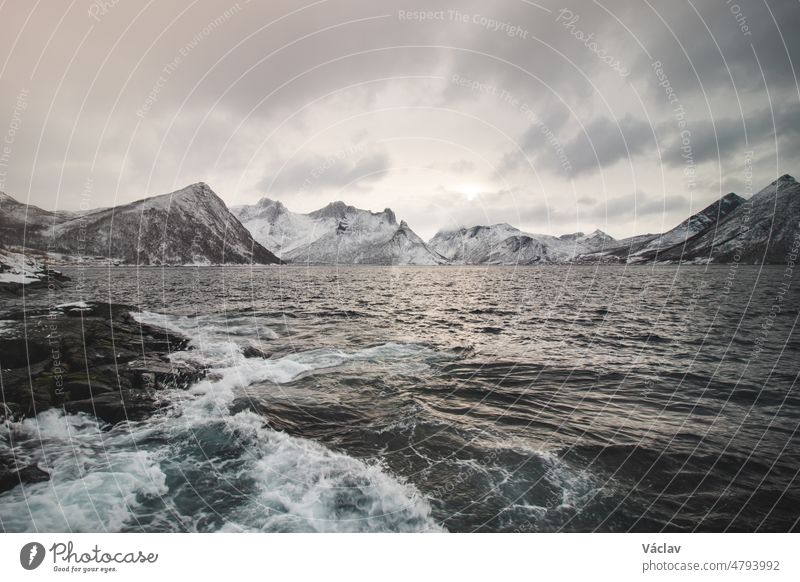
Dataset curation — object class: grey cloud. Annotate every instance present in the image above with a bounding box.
[560,115,654,176]
[600,190,690,220]
[259,149,391,194]
[662,101,800,167]
[504,113,654,177]
[517,107,571,154]
[0,0,797,240]
[623,0,800,99]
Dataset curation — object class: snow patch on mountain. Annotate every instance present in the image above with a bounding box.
[0,246,66,293]
[579,177,797,264]
[635,192,745,255]
[656,174,800,264]
[428,224,615,264]
[1,183,281,265]
[232,198,445,265]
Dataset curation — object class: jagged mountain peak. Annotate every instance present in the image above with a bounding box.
[652,174,800,263]
[584,229,614,240]
[471,223,519,235]
[718,192,746,212]
[134,182,226,212]
[308,200,356,220]
[175,181,214,197]
[237,197,288,223]
[749,174,800,203]
[231,198,438,264]
[618,191,747,259]
[578,177,798,264]
[304,200,398,225]
[0,183,280,265]
[721,192,744,202]
[383,208,397,225]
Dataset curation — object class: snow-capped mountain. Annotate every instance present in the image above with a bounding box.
[581,192,745,263]
[5,174,797,268]
[1,183,281,265]
[231,198,445,265]
[428,224,615,264]
[581,177,795,264]
[0,191,77,246]
[634,192,745,256]
[653,174,800,264]
[582,233,659,263]
[230,198,343,256]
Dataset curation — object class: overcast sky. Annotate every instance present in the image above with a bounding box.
[1,0,798,239]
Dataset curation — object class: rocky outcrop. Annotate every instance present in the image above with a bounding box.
[0,301,205,492]
[0,246,68,295]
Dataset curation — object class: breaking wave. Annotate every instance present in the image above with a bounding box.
[0,311,444,532]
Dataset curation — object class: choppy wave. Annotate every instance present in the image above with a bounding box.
[6,264,799,532]
[0,411,168,532]
[0,311,444,532]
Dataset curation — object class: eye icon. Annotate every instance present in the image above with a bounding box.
[20,542,46,570]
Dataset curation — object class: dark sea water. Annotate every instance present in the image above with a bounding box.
[2,265,799,532]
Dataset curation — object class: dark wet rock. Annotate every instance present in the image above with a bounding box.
[0,461,50,494]
[0,445,51,494]
[242,345,271,359]
[0,260,70,297]
[0,301,204,425]
[61,381,117,401]
[64,391,162,424]
[0,338,50,368]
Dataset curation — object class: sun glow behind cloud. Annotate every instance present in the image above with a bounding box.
[457,183,489,201]
[0,0,797,242]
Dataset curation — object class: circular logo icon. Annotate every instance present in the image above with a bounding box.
[20,542,46,570]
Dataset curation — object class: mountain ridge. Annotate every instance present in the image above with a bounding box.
[4,174,799,266]
[428,223,616,264]
[231,197,445,265]
[1,183,281,265]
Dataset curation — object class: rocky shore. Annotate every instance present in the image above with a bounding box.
[0,246,70,295]
[0,300,205,493]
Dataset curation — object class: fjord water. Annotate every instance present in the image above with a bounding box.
[1,265,798,532]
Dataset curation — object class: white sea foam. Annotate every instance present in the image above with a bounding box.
[0,410,167,532]
[132,310,279,369]
[217,411,442,532]
[55,301,93,310]
[134,309,437,393]
[1,311,444,532]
